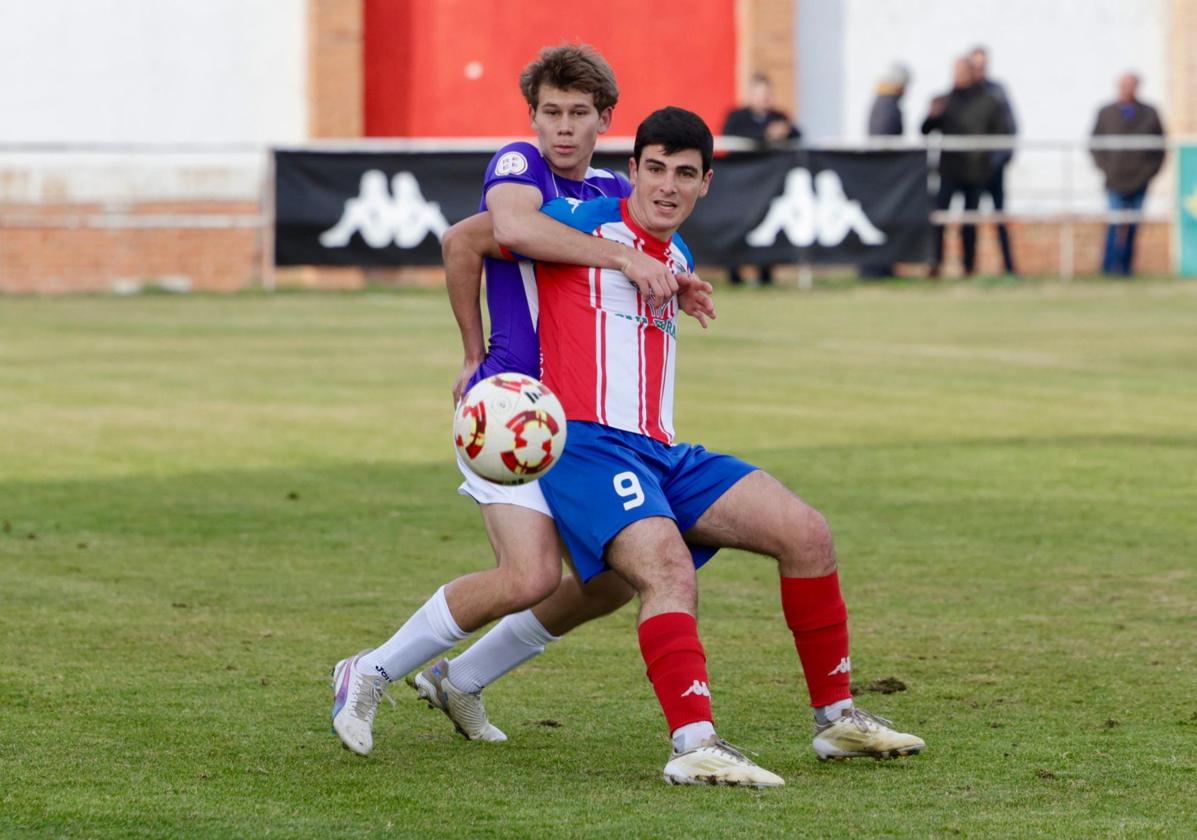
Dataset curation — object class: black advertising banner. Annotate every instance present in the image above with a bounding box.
[595,149,931,266]
[274,149,930,267]
[274,152,483,266]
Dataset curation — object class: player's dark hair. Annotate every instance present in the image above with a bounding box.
[520,44,619,113]
[633,107,714,173]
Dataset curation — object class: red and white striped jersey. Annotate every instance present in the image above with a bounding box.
[534,197,694,445]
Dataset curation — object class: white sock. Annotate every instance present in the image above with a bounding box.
[446,609,559,694]
[816,698,855,726]
[356,586,469,683]
[671,721,717,753]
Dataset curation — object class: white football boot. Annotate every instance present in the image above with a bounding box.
[330,650,393,756]
[663,736,785,788]
[408,658,507,742]
[812,707,926,760]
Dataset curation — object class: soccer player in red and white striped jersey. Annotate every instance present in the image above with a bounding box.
[533,196,689,445]
[445,107,925,786]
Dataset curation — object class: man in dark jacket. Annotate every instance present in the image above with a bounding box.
[969,46,1017,274]
[921,58,1009,275]
[723,73,800,286]
[1091,73,1166,275]
[724,72,801,147]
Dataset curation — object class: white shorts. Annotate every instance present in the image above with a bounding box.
[455,448,553,518]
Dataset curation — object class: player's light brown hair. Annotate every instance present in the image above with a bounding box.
[519,44,619,113]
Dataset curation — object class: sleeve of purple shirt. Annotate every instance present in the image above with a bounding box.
[479,142,553,211]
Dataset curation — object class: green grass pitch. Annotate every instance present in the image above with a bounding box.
[2,280,1196,838]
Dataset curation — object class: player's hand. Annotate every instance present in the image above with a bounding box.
[765,119,792,142]
[452,357,483,406]
[619,248,679,303]
[677,273,717,328]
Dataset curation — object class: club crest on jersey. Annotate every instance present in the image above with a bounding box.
[494,151,529,176]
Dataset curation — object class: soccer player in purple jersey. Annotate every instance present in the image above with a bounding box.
[330,45,713,754]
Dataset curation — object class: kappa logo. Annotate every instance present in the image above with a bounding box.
[494,151,529,176]
[681,680,711,698]
[1184,183,1197,221]
[827,657,852,677]
[319,170,449,249]
[747,168,886,248]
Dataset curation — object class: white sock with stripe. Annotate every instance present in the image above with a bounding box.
[671,721,717,753]
[445,609,559,694]
[816,698,855,726]
[356,585,468,683]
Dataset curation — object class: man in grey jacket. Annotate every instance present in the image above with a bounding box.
[1091,72,1166,275]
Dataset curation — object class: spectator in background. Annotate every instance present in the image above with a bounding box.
[921,57,1009,276]
[860,63,911,279]
[724,72,801,147]
[968,46,1017,274]
[1091,72,1166,276]
[723,72,801,285]
[867,62,910,137]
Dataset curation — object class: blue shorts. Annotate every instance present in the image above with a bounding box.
[537,421,758,582]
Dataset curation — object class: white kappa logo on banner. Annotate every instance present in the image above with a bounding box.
[746,168,886,248]
[494,151,529,176]
[319,170,449,249]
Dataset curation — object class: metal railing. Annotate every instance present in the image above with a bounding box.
[0,135,1186,287]
[723,134,1178,280]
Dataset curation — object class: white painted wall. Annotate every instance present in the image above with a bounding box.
[796,0,1171,213]
[0,0,307,145]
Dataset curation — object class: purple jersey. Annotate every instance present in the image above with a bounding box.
[470,141,631,388]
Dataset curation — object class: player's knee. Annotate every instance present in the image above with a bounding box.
[640,551,699,610]
[582,573,637,614]
[492,561,561,612]
[516,566,563,609]
[782,503,837,577]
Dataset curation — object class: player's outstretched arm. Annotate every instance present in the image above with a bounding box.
[487,183,679,302]
[442,213,505,404]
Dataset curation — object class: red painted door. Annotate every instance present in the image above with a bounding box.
[364,0,737,139]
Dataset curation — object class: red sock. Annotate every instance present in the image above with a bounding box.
[637,612,713,732]
[780,572,853,708]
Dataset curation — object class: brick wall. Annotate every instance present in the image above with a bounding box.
[940,221,1172,277]
[307,0,364,138]
[1168,0,1197,135]
[0,202,262,294]
[738,0,795,116]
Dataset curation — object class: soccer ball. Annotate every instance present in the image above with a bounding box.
[454,374,567,485]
